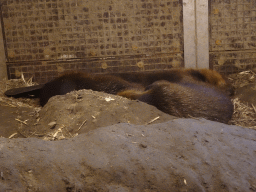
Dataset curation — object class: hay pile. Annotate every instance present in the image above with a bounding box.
[228,70,256,89]
[228,71,256,129]
[230,98,256,129]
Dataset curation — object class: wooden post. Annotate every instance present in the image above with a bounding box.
[0,14,7,80]
[183,0,197,68]
[196,0,209,69]
[183,0,209,69]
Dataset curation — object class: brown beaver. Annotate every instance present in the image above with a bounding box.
[39,72,143,106]
[117,80,234,124]
[109,68,234,96]
[5,68,233,108]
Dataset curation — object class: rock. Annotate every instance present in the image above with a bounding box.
[0,119,255,191]
[48,121,57,129]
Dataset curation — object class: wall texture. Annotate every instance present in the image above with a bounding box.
[1,0,183,83]
[210,0,256,74]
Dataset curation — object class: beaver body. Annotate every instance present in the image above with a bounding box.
[40,72,143,106]
[118,80,234,124]
[5,68,233,113]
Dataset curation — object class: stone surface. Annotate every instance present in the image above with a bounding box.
[0,119,255,191]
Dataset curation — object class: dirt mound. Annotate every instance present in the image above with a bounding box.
[18,89,175,140]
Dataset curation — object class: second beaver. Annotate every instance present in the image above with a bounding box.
[117,80,234,124]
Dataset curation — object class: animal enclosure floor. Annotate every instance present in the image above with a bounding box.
[0,90,176,140]
[1,79,256,139]
[0,77,255,191]
[0,102,36,138]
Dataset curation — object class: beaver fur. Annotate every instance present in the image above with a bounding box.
[117,80,234,124]
[39,72,143,106]
[109,68,234,96]
[5,68,233,109]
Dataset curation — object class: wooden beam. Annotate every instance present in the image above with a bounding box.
[183,0,209,69]
[0,14,7,80]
